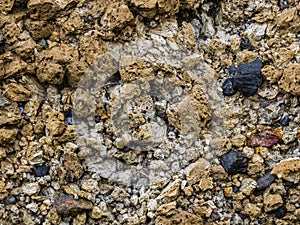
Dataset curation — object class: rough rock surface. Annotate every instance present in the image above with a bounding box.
[0,0,300,225]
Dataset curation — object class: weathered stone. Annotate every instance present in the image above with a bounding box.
[263,193,283,212]
[28,0,60,20]
[199,177,213,191]
[157,201,177,215]
[261,65,282,84]
[5,83,31,101]
[22,182,40,195]
[278,64,300,96]
[0,102,22,126]
[0,0,14,14]
[271,158,300,183]
[157,179,182,202]
[0,128,18,146]
[183,158,211,185]
[244,203,262,218]
[155,210,203,225]
[91,206,104,219]
[55,195,93,215]
[26,20,54,40]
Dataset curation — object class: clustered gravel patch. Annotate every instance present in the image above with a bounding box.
[0,0,299,224]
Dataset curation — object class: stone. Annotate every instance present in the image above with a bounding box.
[256,172,276,190]
[91,206,104,219]
[0,128,18,146]
[261,65,282,84]
[36,62,65,85]
[275,206,286,219]
[271,158,300,183]
[223,59,264,96]
[5,83,31,101]
[157,179,182,202]
[100,3,134,31]
[220,151,249,174]
[22,183,40,195]
[244,203,262,218]
[183,158,211,185]
[0,102,22,126]
[54,195,93,215]
[0,0,14,14]
[35,164,49,177]
[278,64,300,96]
[199,177,213,191]
[26,20,54,41]
[240,178,257,196]
[155,210,203,225]
[27,0,60,20]
[247,129,283,148]
[157,201,177,215]
[263,193,283,212]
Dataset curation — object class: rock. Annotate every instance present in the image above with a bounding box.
[157,179,182,202]
[0,0,14,14]
[271,158,300,183]
[157,201,177,215]
[26,20,54,41]
[36,62,65,85]
[0,128,18,146]
[220,150,249,174]
[223,59,264,96]
[35,164,49,177]
[91,206,104,219]
[5,83,31,101]
[222,78,237,96]
[261,65,282,84]
[22,182,40,195]
[256,172,276,190]
[100,3,134,31]
[247,129,282,148]
[275,206,286,219]
[54,195,93,215]
[27,0,60,20]
[183,158,211,185]
[0,102,22,126]
[278,64,300,96]
[263,193,283,212]
[280,115,290,126]
[244,203,262,218]
[240,37,253,50]
[155,210,203,225]
[199,177,213,191]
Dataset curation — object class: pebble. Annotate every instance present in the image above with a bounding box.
[54,195,93,215]
[247,129,282,147]
[240,37,253,50]
[39,39,47,48]
[35,164,49,177]
[220,150,249,174]
[256,172,276,190]
[275,206,286,219]
[280,115,290,126]
[222,59,264,96]
[5,196,18,204]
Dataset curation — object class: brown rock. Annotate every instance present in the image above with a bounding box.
[157,179,182,202]
[91,206,105,219]
[45,111,65,136]
[26,20,54,40]
[28,0,60,20]
[2,54,27,79]
[0,128,18,146]
[244,203,262,218]
[261,65,282,84]
[271,158,300,183]
[156,210,203,225]
[184,158,211,185]
[263,193,283,212]
[157,201,177,215]
[247,129,283,148]
[0,102,22,126]
[199,177,213,191]
[63,151,84,180]
[5,83,31,101]
[278,64,300,96]
[54,195,92,215]
[120,59,155,82]
[0,0,14,14]
[100,3,134,31]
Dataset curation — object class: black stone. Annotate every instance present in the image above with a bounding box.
[256,172,276,190]
[281,115,290,126]
[232,185,239,193]
[229,65,237,75]
[240,37,253,50]
[222,59,264,96]
[220,151,249,174]
[275,206,286,219]
[0,34,5,54]
[222,78,237,96]
[278,0,289,10]
[65,109,73,118]
[35,164,49,177]
[94,116,101,123]
[5,196,17,204]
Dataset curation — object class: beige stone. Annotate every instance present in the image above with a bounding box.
[261,65,282,84]
[157,179,182,202]
[184,158,211,185]
[278,64,300,96]
[91,206,104,219]
[5,83,31,101]
[0,128,18,146]
[271,157,300,183]
[0,102,22,126]
[244,203,262,218]
[0,0,14,14]
[157,201,177,215]
[22,182,40,195]
[28,0,60,20]
[199,177,213,191]
[263,193,283,212]
[155,210,203,225]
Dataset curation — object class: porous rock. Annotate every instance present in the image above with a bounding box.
[278,64,300,96]
[271,158,300,183]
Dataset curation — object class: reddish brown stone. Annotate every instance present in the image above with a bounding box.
[54,195,93,215]
[247,129,282,148]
